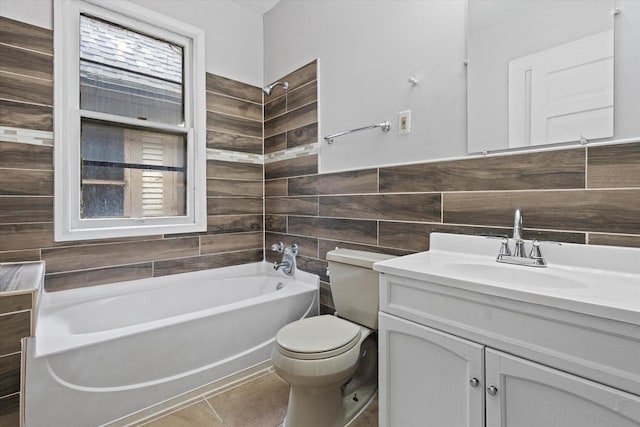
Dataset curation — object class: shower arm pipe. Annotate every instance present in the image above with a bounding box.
[324,121,391,144]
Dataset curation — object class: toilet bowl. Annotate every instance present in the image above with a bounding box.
[272,315,377,427]
[271,249,396,427]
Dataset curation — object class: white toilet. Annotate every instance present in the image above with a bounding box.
[271,249,395,427]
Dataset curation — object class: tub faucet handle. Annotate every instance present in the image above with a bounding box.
[275,244,297,276]
[273,260,292,272]
[271,241,284,253]
[289,243,298,256]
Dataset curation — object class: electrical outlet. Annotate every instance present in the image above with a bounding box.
[398,110,411,135]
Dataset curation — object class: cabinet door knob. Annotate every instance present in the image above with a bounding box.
[487,385,498,396]
[469,377,480,387]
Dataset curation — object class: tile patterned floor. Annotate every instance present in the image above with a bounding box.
[140,371,378,427]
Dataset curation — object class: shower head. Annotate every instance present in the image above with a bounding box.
[263,81,289,96]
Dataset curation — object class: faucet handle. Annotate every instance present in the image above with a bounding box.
[529,240,543,259]
[529,240,562,259]
[529,240,562,257]
[271,241,284,253]
[290,243,298,256]
[498,237,511,257]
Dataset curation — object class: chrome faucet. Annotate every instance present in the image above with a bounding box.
[495,208,552,267]
[512,208,526,257]
[512,208,523,240]
[273,243,298,275]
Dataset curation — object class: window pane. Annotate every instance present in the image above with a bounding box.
[79,14,184,125]
[81,121,186,219]
[81,123,124,181]
[82,184,124,218]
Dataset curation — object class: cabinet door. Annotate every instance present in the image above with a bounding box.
[485,349,640,427]
[379,312,485,427]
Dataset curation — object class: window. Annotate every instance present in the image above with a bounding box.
[54,0,206,241]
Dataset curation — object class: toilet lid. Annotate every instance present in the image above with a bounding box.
[276,315,361,359]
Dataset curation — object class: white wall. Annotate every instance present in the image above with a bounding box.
[0,0,264,87]
[264,0,468,173]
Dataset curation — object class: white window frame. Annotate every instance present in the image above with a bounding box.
[54,0,207,241]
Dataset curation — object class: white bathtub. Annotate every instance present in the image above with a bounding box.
[24,262,318,426]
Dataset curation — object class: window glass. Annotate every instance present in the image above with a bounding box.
[79,15,184,125]
[80,121,186,219]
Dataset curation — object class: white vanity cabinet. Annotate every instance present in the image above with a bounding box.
[485,349,640,427]
[378,312,485,427]
[378,273,640,427]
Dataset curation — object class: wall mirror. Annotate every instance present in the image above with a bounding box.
[467,0,615,154]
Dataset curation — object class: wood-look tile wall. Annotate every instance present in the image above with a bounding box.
[0,290,33,425]
[263,60,640,313]
[0,17,264,293]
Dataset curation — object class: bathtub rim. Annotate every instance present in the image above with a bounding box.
[41,262,318,308]
[34,262,319,357]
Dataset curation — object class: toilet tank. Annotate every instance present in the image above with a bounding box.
[326,249,396,329]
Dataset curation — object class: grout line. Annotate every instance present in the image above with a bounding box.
[265,101,317,127]
[0,41,53,57]
[0,309,31,318]
[0,166,53,172]
[206,128,262,142]
[264,79,318,118]
[584,146,589,189]
[204,400,224,424]
[0,69,53,83]
[205,90,263,106]
[0,96,52,108]
[206,108,263,124]
[43,261,155,277]
[0,195,52,198]
[40,235,189,251]
[206,127,261,140]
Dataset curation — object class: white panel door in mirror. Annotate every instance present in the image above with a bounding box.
[508,30,613,148]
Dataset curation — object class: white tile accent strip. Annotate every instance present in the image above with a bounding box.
[1,126,320,165]
[207,143,319,165]
[206,148,263,164]
[0,126,53,146]
[264,142,319,164]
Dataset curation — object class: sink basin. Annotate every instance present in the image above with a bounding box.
[443,262,586,289]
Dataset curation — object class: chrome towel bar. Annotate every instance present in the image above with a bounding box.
[324,121,391,144]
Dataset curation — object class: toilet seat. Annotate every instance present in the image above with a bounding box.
[275,315,362,360]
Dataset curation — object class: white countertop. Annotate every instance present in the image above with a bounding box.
[0,261,45,294]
